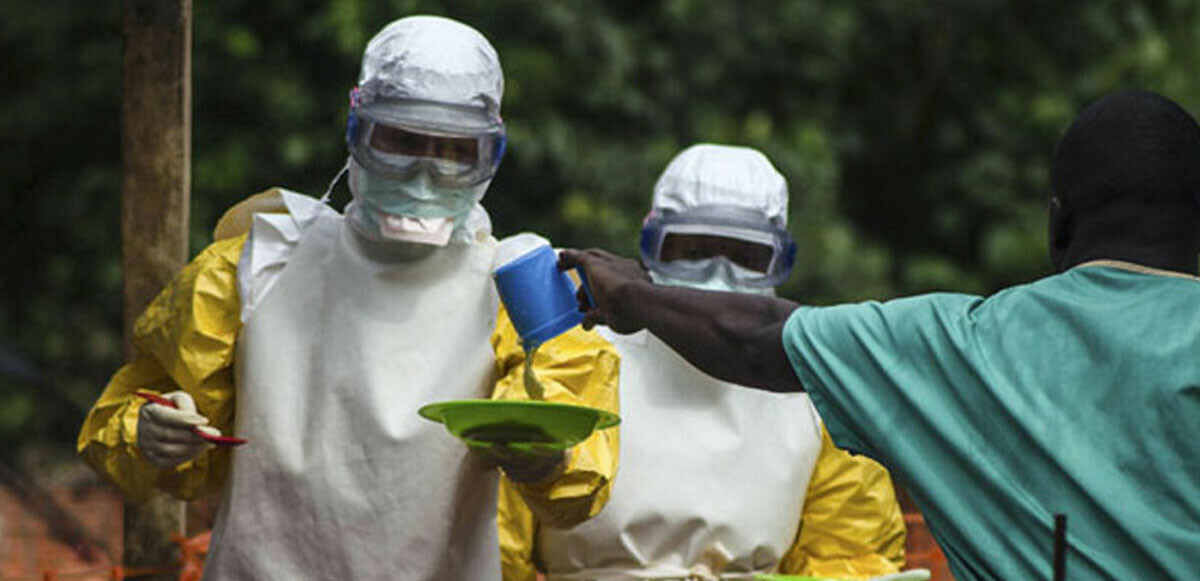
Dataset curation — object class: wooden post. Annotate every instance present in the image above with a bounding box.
[120,0,191,576]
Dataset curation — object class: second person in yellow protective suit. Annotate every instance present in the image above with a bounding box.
[499,144,912,581]
[78,15,619,580]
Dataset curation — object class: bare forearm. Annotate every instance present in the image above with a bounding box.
[622,283,803,392]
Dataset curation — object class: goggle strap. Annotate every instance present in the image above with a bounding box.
[639,225,656,263]
[345,110,361,152]
[782,237,797,270]
[493,134,507,168]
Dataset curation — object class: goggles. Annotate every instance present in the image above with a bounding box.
[346,92,506,188]
[640,205,795,287]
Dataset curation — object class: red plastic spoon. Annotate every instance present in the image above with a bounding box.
[135,391,248,447]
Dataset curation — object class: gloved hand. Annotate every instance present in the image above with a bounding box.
[484,445,566,484]
[136,391,220,468]
[869,570,932,581]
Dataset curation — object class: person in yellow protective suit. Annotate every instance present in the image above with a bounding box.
[78,15,618,580]
[499,144,918,581]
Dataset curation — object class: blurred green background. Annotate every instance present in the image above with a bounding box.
[3,0,1200,455]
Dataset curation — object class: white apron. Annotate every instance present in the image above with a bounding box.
[204,212,502,580]
[538,329,823,581]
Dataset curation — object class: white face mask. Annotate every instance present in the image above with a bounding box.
[649,260,776,296]
[347,160,486,245]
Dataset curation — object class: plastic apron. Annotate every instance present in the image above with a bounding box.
[537,329,823,581]
[203,212,502,580]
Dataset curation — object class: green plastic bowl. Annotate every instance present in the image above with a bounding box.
[418,399,620,452]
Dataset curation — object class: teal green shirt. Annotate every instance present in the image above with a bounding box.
[782,263,1200,580]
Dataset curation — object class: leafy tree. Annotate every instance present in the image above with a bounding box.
[2,0,1199,448]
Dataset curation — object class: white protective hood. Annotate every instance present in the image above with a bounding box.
[357,15,504,131]
[651,144,789,226]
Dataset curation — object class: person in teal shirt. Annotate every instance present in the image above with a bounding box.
[559,90,1200,580]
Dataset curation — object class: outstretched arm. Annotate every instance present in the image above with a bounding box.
[560,248,803,393]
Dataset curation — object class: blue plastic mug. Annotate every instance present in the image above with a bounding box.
[493,244,594,349]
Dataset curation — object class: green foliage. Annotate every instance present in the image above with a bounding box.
[3,0,1200,444]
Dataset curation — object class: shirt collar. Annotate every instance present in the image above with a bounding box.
[1073,259,1200,282]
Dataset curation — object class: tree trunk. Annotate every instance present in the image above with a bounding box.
[120,0,192,577]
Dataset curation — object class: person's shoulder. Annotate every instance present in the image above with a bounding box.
[795,291,984,323]
[782,293,986,357]
[213,187,338,242]
[969,268,1095,313]
[218,188,339,322]
[196,233,247,267]
[888,291,983,311]
[1066,261,1200,289]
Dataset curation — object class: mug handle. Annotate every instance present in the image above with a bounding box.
[571,266,596,309]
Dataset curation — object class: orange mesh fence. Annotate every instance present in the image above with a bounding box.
[0,531,206,581]
[7,485,950,580]
[0,483,212,581]
[904,511,954,580]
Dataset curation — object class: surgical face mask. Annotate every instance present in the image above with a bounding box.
[348,161,484,245]
[649,259,776,296]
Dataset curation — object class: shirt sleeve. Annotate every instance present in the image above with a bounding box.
[76,235,246,502]
[778,425,907,579]
[780,294,980,466]
[490,306,621,530]
[497,478,540,581]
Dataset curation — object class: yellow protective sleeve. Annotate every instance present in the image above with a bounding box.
[778,426,907,579]
[497,479,540,581]
[492,314,620,580]
[77,235,246,503]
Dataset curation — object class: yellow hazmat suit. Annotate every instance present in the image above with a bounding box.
[79,188,619,578]
[498,326,904,581]
[500,428,903,580]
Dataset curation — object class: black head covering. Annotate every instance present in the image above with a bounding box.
[1051,91,1200,213]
